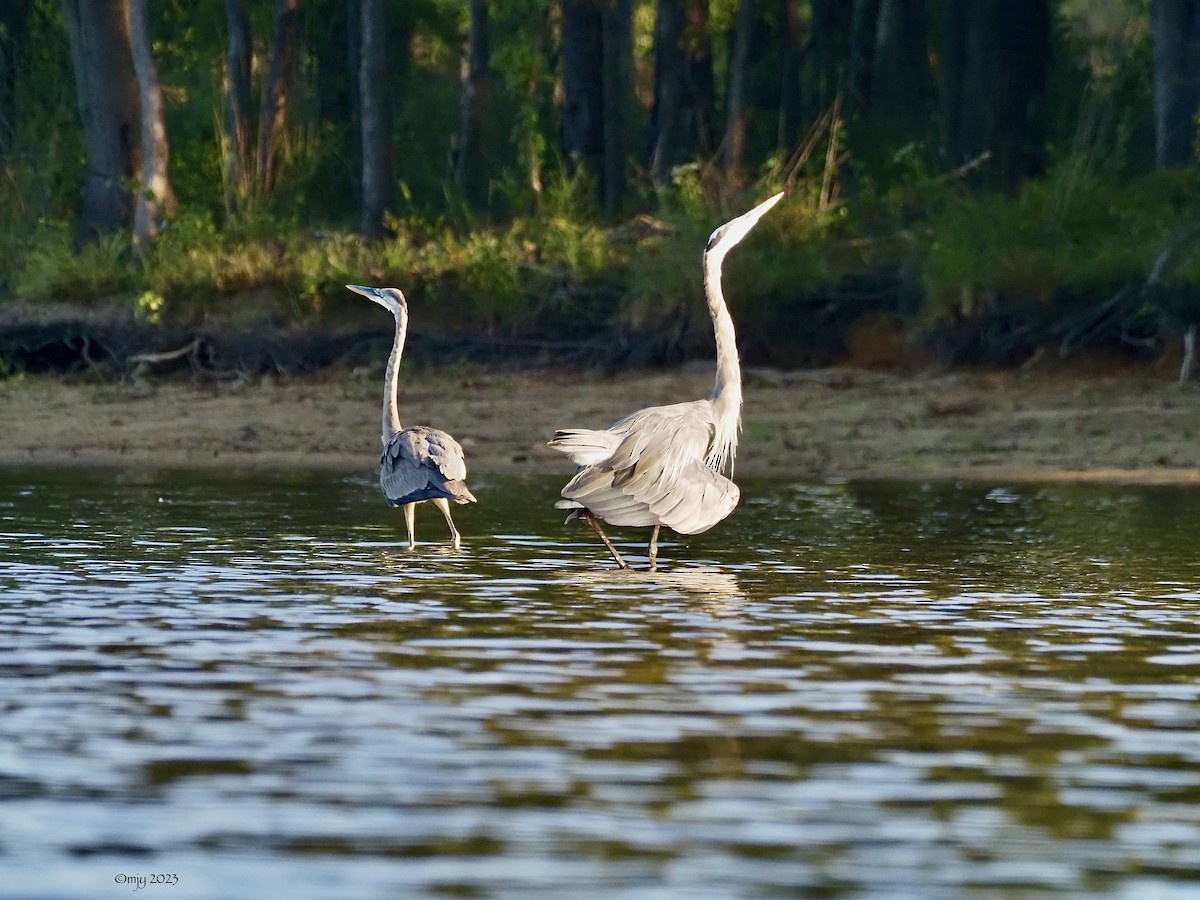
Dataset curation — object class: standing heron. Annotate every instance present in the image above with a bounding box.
[548,192,783,570]
[348,284,477,548]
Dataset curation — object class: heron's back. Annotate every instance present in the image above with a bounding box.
[552,399,739,534]
[381,426,476,506]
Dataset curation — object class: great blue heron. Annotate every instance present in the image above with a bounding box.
[348,284,477,548]
[548,192,784,570]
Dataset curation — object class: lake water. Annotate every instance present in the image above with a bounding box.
[2,468,1199,898]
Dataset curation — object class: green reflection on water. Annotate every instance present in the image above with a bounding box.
[1,467,1199,895]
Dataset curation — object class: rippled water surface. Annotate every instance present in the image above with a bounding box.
[3,468,1200,898]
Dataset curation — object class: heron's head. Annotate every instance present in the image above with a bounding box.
[347,284,407,319]
[704,191,784,261]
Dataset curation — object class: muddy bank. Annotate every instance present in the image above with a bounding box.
[3,363,1199,483]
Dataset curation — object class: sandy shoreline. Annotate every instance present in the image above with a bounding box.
[2,365,1200,484]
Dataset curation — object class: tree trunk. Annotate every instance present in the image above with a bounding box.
[600,0,631,218]
[0,0,33,152]
[777,0,803,150]
[681,0,716,158]
[848,0,881,114]
[650,0,683,182]
[454,0,489,210]
[802,0,853,123]
[60,0,140,243]
[651,0,716,180]
[223,0,252,214]
[561,0,605,197]
[359,0,393,235]
[256,0,298,197]
[938,0,1048,189]
[129,0,176,250]
[1151,0,1200,167]
[722,0,753,186]
[871,0,930,126]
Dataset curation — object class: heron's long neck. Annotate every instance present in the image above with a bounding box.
[703,248,742,472]
[382,312,406,444]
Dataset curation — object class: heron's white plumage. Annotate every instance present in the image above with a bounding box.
[547,192,783,568]
[550,398,739,534]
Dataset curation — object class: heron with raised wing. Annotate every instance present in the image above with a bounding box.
[548,192,783,570]
[348,284,476,548]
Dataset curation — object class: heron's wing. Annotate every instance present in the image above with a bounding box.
[558,401,738,534]
[381,426,477,505]
[547,428,622,466]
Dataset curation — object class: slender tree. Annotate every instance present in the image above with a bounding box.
[60,0,140,242]
[722,0,753,184]
[562,1,604,197]
[870,0,932,131]
[600,0,632,216]
[359,0,393,235]
[561,0,631,217]
[1150,0,1200,167]
[256,0,299,197]
[223,0,252,214]
[0,0,34,152]
[777,0,803,150]
[454,0,490,209]
[129,0,176,250]
[651,0,716,181]
[938,0,1049,189]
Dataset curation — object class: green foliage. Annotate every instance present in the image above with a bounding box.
[923,167,1200,320]
[2,0,1198,372]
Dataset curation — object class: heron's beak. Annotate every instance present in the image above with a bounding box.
[706,192,784,258]
[726,192,784,239]
[741,191,784,226]
[346,284,383,301]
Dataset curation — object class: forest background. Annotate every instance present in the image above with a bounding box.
[2,0,1200,378]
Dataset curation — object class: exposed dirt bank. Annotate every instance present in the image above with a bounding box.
[3,363,1199,484]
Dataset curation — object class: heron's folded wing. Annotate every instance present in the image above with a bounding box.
[382,427,476,504]
[559,402,738,533]
[547,429,622,467]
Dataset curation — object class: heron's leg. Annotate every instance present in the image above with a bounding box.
[433,497,462,548]
[402,502,416,549]
[647,525,660,572]
[582,512,628,570]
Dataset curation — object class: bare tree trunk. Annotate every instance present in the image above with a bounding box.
[777,0,803,150]
[561,0,604,195]
[454,0,489,209]
[256,0,298,197]
[847,0,880,113]
[939,0,1048,189]
[600,0,631,218]
[359,0,393,235]
[872,0,928,116]
[0,1,33,152]
[60,0,140,243]
[802,0,852,123]
[650,0,716,182]
[722,0,753,186]
[650,0,683,183]
[681,0,716,157]
[1151,0,1200,167]
[223,0,252,214]
[129,0,176,251]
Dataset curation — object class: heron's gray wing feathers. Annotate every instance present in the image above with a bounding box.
[382,426,477,505]
[556,400,739,534]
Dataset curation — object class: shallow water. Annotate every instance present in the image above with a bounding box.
[2,468,1200,898]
